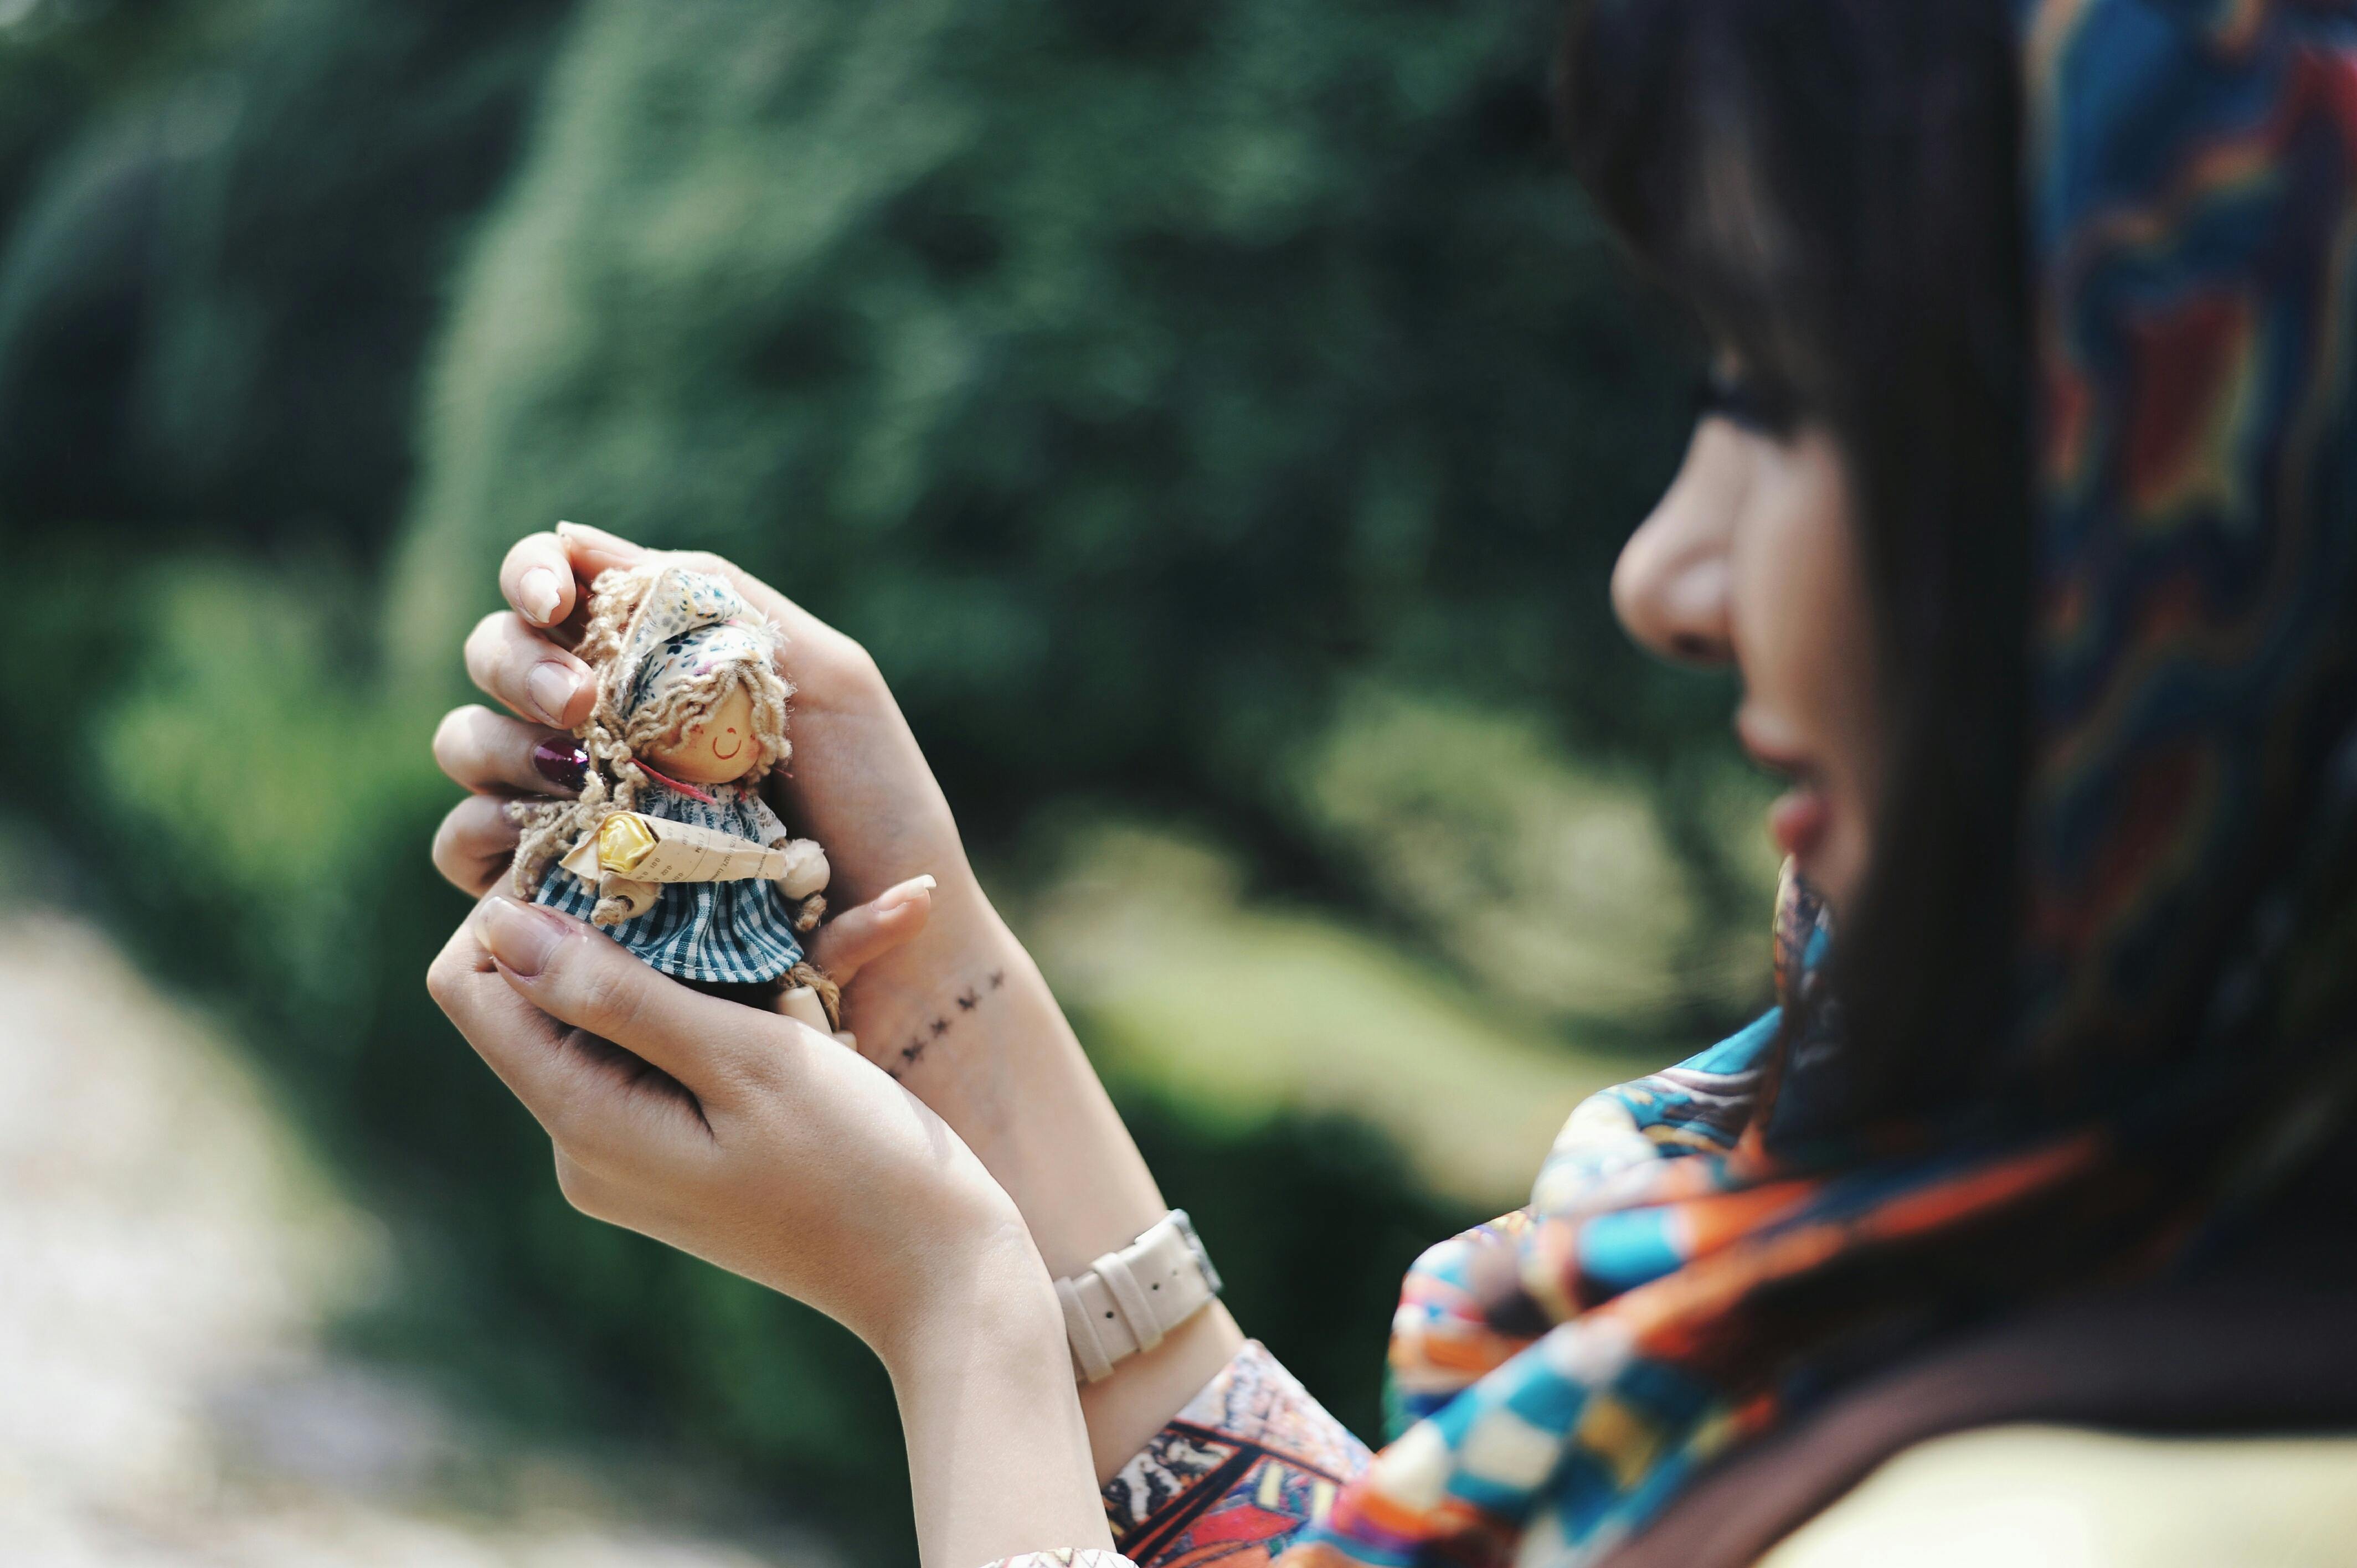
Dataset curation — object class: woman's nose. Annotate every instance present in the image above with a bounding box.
[1612,426,1740,666]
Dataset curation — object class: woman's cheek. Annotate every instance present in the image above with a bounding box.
[1732,432,1886,910]
[1728,478,1824,715]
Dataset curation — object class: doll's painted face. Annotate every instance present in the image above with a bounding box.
[642,684,761,785]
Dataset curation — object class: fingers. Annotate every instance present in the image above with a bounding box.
[498,522,649,643]
[464,895,779,1099]
[806,874,936,984]
[432,795,525,896]
[499,531,581,631]
[433,703,586,796]
[553,519,646,580]
[426,907,715,1154]
[466,611,596,728]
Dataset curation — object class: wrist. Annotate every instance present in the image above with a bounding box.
[873,1210,1063,1380]
[852,896,1171,1282]
[880,1215,1113,1567]
[1077,1299,1245,1482]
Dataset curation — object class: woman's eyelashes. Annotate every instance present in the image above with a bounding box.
[1696,366,1799,439]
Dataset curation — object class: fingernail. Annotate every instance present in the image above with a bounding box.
[532,738,588,792]
[557,519,641,558]
[518,568,563,625]
[874,873,938,913]
[474,895,566,978]
[525,661,580,723]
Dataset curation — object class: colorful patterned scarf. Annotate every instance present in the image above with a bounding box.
[1282,1,2357,1563]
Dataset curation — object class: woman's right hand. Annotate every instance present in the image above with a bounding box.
[427,524,1243,1475]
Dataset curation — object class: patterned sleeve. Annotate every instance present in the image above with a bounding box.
[1102,1342,1371,1568]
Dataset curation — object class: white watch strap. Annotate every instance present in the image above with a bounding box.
[975,1552,1136,1568]
[1054,1209,1221,1384]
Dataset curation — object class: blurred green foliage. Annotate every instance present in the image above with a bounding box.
[0,0,1768,1558]
[0,0,572,549]
[390,0,1725,816]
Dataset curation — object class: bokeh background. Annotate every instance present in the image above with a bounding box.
[0,0,1785,1560]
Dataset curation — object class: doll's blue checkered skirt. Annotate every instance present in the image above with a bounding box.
[532,780,806,985]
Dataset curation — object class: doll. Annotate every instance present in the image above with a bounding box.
[511,559,841,1028]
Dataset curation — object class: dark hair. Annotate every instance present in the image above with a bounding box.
[1561,0,2034,1116]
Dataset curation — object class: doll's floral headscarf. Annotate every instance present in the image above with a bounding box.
[1283,2,2357,1564]
[612,565,779,720]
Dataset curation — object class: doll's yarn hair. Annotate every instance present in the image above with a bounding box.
[511,559,795,926]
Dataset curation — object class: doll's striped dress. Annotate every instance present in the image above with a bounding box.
[533,777,806,984]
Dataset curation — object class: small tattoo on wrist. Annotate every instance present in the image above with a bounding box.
[888,968,1006,1079]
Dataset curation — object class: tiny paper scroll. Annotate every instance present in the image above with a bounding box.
[559,812,794,886]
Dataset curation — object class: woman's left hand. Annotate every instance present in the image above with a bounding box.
[428,891,1019,1343]
[427,892,1113,1565]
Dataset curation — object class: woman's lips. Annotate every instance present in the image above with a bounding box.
[1736,705,1831,860]
[1766,785,1831,859]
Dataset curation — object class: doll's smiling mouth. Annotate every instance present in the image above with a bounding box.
[711,730,745,760]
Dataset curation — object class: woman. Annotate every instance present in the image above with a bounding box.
[425,0,2357,1561]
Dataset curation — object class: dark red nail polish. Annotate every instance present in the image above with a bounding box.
[532,739,588,792]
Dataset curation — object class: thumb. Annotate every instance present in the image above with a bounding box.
[807,874,935,983]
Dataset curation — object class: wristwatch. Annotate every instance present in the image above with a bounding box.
[1054,1209,1223,1384]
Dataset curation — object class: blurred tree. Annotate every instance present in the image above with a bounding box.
[393,0,1717,852]
[0,0,1772,1557]
[0,0,575,552]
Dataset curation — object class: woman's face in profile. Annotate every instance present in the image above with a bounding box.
[1611,393,1885,912]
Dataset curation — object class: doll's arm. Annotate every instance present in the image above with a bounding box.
[771,838,831,899]
[594,874,662,923]
[750,795,831,897]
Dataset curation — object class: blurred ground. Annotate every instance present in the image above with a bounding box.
[0,913,829,1568]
